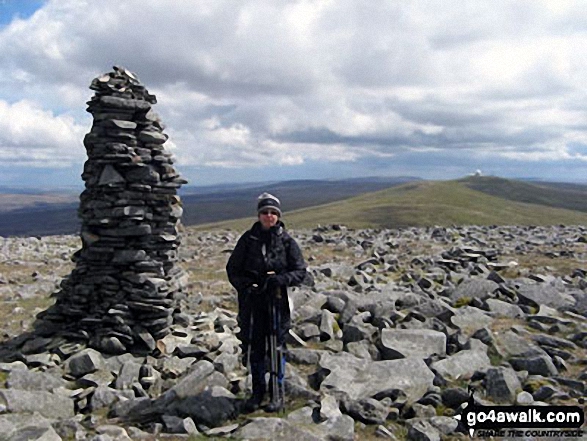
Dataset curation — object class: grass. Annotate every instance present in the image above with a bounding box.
[501,252,587,278]
[194,179,587,231]
[460,175,587,213]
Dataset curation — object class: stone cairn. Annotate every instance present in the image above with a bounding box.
[35,66,188,354]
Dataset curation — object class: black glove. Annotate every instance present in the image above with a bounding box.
[245,284,259,296]
[265,275,283,293]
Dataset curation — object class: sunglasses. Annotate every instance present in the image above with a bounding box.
[260,210,279,216]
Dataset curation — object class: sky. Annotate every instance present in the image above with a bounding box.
[0,0,586,188]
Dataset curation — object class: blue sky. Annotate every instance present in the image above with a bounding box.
[1,0,587,188]
[0,0,45,25]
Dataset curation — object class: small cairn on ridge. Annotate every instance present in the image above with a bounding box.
[35,66,188,354]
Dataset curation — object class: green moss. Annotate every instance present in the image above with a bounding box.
[454,296,472,308]
[488,346,504,367]
[525,378,551,393]
[332,319,341,334]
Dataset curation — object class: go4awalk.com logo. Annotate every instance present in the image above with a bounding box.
[454,393,585,438]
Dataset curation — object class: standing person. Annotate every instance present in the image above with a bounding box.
[226,193,308,412]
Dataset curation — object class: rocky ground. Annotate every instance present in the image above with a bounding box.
[0,224,585,440]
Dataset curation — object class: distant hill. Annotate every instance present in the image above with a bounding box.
[0,177,417,237]
[460,176,587,213]
[203,178,587,231]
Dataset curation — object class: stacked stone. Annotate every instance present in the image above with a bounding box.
[36,66,188,354]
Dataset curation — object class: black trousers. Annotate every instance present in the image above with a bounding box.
[237,288,290,361]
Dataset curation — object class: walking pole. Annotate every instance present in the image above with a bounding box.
[245,283,257,375]
[267,272,284,413]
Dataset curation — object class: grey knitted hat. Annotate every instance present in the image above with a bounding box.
[257,192,282,216]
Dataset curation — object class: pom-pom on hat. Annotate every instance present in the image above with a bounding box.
[257,192,282,216]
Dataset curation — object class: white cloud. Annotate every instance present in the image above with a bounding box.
[1,0,587,183]
[0,99,86,166]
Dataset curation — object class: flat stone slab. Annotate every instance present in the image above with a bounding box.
[451,279,499,301]
[6,369,67,392]
[516,283,575,310]
[431,350,492,381]
[0,389,75,419]
[319,352,435,404]
[486,299,524,318]
[236,417,324,441]
[451,306,494,336]
[0,413,60,441]
[494,330,545,359]
[379,329,446,359]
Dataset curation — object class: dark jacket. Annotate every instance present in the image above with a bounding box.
[226,221,307,350]
[226,221,307,294]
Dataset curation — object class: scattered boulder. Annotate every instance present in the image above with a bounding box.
[485,367,522,403]
[378,329,447,360]
[431,350,491,381]
[318,352,435,404]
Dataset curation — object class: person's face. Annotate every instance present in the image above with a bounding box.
[259,209,279,229]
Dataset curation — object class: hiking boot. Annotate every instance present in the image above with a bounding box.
[244,393,264,413]
[265,397,284,413]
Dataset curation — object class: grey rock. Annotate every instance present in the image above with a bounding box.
[161,415,198,434]
[236,417,323,441]
[494,330,545,359]
[163,360,214,399]
[346,341,374,360]
[378,329,446,360]
[170,386,237,428]
[6,369,66,392]
[20,337,55,354]
[10,425,62,441]
[52,418,88,440]
[0,389,75,419]
[287,348,325,365]
[516,391,534,405]
[431,350,491,380]
[485,367,522,403]
[516,283,575,309]
[429,416,459,435]
[318,352,434,405]
[0,362,27,372]
[532,385,559,401]
[486,299,524,318]
[159,356,196,378]
[450,306,493,336]
[324,296,346,313]
[96,425,132,440]
[407,419,441,441]
[343,397,389,425]
[441,387,469,408]
[375,425,397,439]
[532,334,577,350]
[115,361,142,390]
[90,385,119,411]
[320,309,336,341]
[79,370,115,389]
[342,322,377,344]
[110,397,152,419]
[510,355,559,376]
[299,323,321,340]
[67,348,106,377]
[204,423,238,437]
[412,403,437,419]
[288,400,356,441]
[98,165,126,186]
[451,279,499,301]
[213,351,239,374]
[138,130,168,144]
[0,413,59,441]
